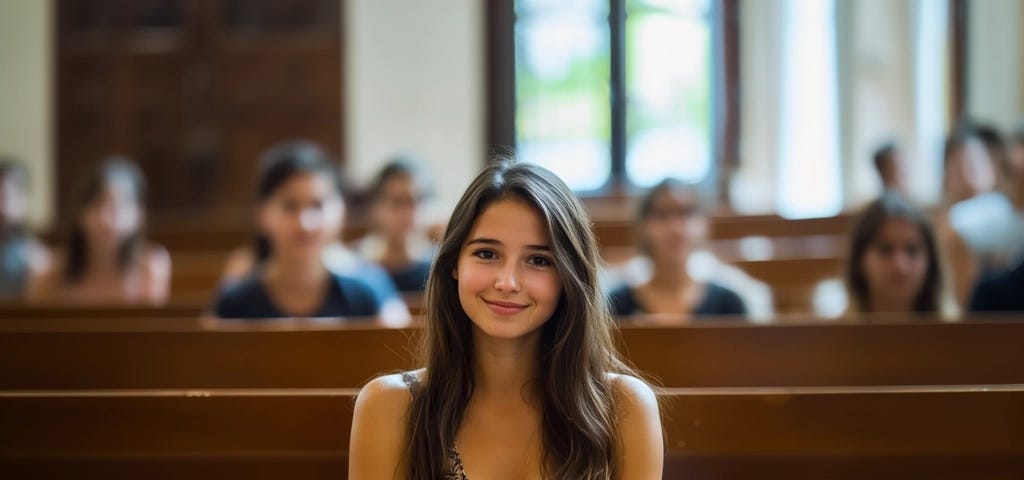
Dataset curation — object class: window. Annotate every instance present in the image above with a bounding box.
[507,0,729,192]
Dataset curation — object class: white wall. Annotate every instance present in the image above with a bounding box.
[344,0,484,214]
[967,0,1024,131]
[0,0,52,229]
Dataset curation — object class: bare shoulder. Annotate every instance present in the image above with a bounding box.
[356,372,416,410]
[221,245,255,282]
[349,371,422,480]
[607,373,663,479]
[608,373,659,412]
[25,250,63,303]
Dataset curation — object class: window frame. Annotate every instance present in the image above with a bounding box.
[485,0,742,203]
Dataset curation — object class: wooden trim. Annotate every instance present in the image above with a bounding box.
[484,0,516,156]
[713,0,741,209]
[609,0,627,181]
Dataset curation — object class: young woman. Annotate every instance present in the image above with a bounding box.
[845,192,955,318]
[607,178,746,319]
[354,159,435,292]
[349,161,663,479]
[212,141,385,320]
[0,158,51,300]
[28,158,169,305]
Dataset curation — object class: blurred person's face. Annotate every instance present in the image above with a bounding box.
[642,189,708,264]
[373,174,420,239]
[1010,142,1024,185]
[80,176,142,249]
[259,172,343,263]
[861,218,929,312]
[879,153,906,191]
[0,174,28,227]
[945,138,996,202]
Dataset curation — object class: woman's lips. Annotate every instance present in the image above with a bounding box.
[484,298,528,315]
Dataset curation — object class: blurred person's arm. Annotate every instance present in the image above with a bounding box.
[144,244,171,306]
[938,218,975,308]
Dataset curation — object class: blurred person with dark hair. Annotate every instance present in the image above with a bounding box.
[845,192,955,319]
[944,123,1024,304]
[353,156,436,293]
[0,157,51,300]
[941,127,996,206]
[28,157,170,305]
[872,141,906,193]
[215,141,408,324]
[967,124,1024,314]
[607,178,747,320]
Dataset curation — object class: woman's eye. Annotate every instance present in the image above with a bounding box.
[472,249,496,260]
[527,255,553,267]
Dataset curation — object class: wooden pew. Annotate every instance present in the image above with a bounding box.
[3,321,1023,390]
[2,386,1022,479]
[0,302,207,321]
[594,214,853,248]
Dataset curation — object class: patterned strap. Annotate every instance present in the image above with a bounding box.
[401,371,420,399]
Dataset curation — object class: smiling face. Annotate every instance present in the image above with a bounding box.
[258,171,344,263]
[454,197,562,342]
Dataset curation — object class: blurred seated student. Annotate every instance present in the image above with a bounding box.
[28,158,170,305]
[353,158,435,292]
[943,125,1024,303]
[0,158,51,301]
[213,141,405,323]
[941,127,996,207]
[845,192,956,319]
[608,178,747,320]
[872,141,907,194]
[969,254,1024,313]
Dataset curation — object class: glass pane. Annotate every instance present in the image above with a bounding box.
[776,0,841,219]
[625,0,712,187]
[515,0,611,191]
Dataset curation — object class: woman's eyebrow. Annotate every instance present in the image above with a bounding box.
[466,238,502,247]
[465,238,551,251]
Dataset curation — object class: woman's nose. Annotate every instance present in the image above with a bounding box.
[494,262,521,293]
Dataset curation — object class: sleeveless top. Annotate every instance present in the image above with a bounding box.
[401,372,468,480]
[211,271,381,319]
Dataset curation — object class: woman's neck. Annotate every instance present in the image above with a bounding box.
[380,234,412,267]
[84,242,125,276]
[263,255,328,288]
[471,329,542,404]
[646,257,693,290]
[868,295,913,314]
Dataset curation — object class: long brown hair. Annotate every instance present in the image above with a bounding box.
[406,160,645,479]
[845,192,948,314]
[63,157,148,283]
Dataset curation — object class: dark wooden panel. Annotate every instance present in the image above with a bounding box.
[2,321,1024,390]
[55,0,343,228]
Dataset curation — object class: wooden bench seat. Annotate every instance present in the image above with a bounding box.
[2,386,1021,479]
[2,321,1023,390]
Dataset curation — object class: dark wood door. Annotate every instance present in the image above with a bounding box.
[56,0,343,229]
